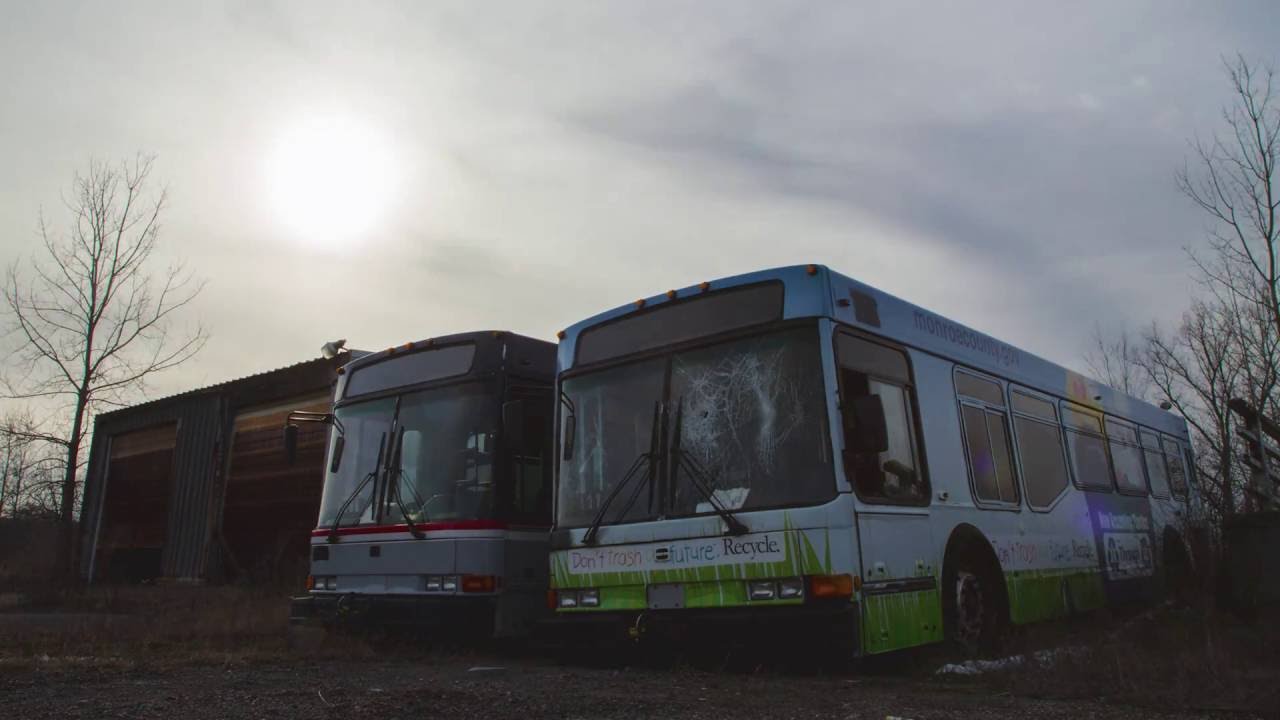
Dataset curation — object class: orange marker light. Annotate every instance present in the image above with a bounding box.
[808,574,854,599]
[462,574,497,593]
[806,264,818,276]
[699,281,711,292]
[666,289,677,299]
[556,330,567,340]
[386,346,396,355]
[402,342,414,351]
[635,298,647,309]
[336,367,345,375]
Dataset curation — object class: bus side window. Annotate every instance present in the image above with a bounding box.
[956,371,1019,506]
[1010,388,1070,508]
[836,334,926,504]
[1062,403,1114,491]
[1162,437,1188,498]
[1140,430,1170,497]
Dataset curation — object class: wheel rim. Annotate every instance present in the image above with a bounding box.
[955,570,985,647]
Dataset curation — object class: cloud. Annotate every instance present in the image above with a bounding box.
[0,0,1276,400]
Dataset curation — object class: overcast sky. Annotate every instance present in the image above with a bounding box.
[2,1,1277,399]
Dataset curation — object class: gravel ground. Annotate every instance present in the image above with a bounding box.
[0,655,1254,720]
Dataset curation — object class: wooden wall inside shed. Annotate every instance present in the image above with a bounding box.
[220,394,329,584]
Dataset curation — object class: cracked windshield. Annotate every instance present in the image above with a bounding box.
[558,325,833,527]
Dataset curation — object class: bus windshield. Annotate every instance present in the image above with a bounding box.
[316,382,498,528]
[385,383,498,523]
[558,324,834,528]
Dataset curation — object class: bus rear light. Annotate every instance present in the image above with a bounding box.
[558,591,579,609]
[808,574,854,599]
[461,574,497,593]
[547,590,558,610]
[747,580,776,601]
[578,588,599,607]
[306,575,316,591]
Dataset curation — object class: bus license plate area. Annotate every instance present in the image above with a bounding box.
[647,583,684,609]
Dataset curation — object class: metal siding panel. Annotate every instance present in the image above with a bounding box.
[160,395,224,581]
[77,357,345,583]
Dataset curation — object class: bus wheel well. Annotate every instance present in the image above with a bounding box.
[941,525,1009,652]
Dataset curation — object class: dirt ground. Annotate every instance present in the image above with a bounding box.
[0,653,1248,720]
[0,588,1273,719]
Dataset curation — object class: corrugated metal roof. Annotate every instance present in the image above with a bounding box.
[94,350,368,421]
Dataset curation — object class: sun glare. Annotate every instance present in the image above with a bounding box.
[265,115,396,247]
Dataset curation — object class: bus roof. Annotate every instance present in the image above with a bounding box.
[557,264,1187,439]
[343,330,556,380]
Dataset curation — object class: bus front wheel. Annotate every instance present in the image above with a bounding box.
[943,557,1006,655]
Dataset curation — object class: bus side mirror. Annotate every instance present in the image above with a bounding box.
[283,424,299,465]
[562,414,576,461]
[503,400,526,452]
[329,435,345,473]
[845,395,889,454]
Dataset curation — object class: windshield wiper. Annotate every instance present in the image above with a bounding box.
[387,426,426,539]
[580,401,662,546]
[669,398,749,536]
[326,431,386,543]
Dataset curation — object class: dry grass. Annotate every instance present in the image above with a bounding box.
[0,585,374,671]
[980,602,1280,714]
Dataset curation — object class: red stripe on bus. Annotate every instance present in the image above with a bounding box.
[311,520,510,537]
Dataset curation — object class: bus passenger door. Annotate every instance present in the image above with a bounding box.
[835,332,942,654]
[497,388,553,636]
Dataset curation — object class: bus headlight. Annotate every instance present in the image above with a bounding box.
[747,580,776,601]
[579,588,600,607]
[778,577,804,599]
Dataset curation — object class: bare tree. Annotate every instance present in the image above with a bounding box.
[1085,323,1150,399]
[0,410,67,519]
[1177,55,1279,347]
[2,155,206,573]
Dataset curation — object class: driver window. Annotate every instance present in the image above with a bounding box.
[836,333,927,504]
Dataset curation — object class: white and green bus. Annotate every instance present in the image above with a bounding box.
[547,264,1199,655]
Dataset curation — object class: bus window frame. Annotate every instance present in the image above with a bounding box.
[833,326,932,508]
[554,317,841,528]
[1060,400,1115,493]
[1008,384,1072,513]
[1105,416,1150,497]
[1161,435,1191,499]
[953,367,1022,512]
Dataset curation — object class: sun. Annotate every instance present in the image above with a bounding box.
[265,115,396,247]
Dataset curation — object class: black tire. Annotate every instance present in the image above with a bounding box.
[943,557,1005,655]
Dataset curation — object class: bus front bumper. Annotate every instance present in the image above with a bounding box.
[540,602,859,652]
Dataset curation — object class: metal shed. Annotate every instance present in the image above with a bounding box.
[77,353,357,585]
